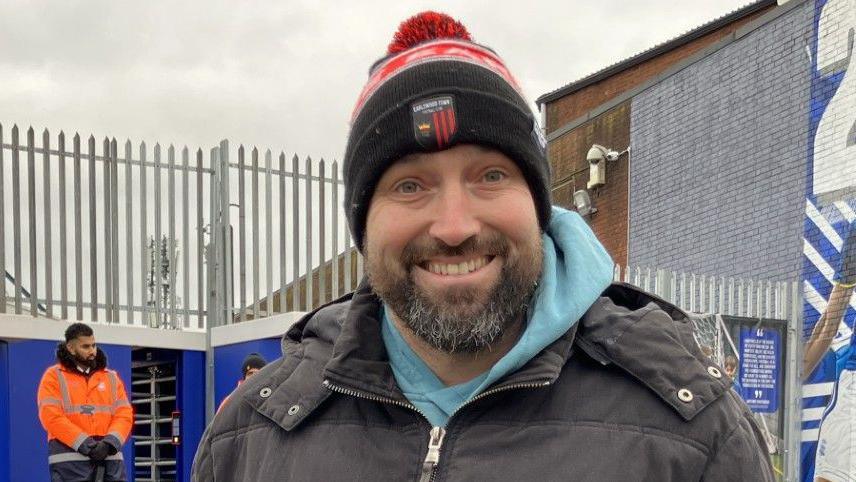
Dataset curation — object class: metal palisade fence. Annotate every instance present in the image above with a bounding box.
[613,265,801,321]
[0,124,363,329]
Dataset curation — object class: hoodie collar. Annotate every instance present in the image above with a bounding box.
[322,281,580,404]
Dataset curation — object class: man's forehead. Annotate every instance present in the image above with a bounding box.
[72,335,96,345]
[397,144,494,164]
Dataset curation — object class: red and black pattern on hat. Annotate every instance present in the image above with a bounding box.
[351,11,526,124]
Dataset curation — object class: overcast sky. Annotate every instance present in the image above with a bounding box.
[1,0,761,163]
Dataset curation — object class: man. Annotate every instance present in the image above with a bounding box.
[217,352,267,413]
[801,218,856,482]
[38,323,133,481]
[193,11,774,481]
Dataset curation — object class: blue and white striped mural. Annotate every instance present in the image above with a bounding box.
[801,0,856,480]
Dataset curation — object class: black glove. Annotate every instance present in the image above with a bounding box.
[76,436,98,456]
[836,221,856,287]
[102,435,121,455]
[88,441,111,461]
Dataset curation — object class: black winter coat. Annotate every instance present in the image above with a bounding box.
[192,282,775,481]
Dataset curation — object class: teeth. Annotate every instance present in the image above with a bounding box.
[427,257,490,276]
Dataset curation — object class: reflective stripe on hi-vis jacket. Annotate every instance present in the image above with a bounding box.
[48,452,125,464]
[37,363,134,451]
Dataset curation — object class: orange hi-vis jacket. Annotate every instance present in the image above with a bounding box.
[37,361,133,452]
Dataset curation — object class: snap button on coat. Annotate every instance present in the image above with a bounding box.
[677,388,694,402]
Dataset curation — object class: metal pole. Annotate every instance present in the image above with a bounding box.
[204,144,219,425]
[784,280,802,481]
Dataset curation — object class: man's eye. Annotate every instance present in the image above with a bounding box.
[483,170,506,183]
[395,181,421,194]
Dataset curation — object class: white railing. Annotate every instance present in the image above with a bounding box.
[613,265,800,321]
[0,124,363,329]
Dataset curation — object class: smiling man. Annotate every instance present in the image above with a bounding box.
[193,12,774,481]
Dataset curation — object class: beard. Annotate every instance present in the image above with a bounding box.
[72,351,96,368]
[367,231,543,354]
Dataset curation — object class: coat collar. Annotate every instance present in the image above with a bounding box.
[574,283,731,421]
[56,343,108,373]
[245,281,728,431]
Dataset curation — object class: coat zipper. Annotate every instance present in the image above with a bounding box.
[420,426,446,482]
[323,380,445,481]
[323,378,553,481]
[453,380,553,415]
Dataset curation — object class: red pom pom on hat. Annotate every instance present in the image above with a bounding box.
[387,11,472,54]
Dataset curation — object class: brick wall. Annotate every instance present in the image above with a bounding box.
[543,5,775,268]
[628,2,812,280]
[549,102,630,266]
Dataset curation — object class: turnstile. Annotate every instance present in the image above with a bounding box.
[132,351,178,482]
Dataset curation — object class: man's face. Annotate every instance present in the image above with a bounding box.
[365,144,543,353]
[66,335,97,367]
[244,368,261,380]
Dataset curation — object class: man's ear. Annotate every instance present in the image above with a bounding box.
[65,340,74,353]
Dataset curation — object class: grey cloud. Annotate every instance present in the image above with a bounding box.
[0,0,755,161]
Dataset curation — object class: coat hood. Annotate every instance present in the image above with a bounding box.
[56,342,108,372]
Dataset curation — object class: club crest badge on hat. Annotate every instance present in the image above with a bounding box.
[412,95,457,150]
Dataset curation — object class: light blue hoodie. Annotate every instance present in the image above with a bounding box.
[381,206,615,427]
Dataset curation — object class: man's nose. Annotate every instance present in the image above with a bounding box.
[427,185,481,247]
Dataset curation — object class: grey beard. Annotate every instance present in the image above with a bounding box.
[396,265,537,354]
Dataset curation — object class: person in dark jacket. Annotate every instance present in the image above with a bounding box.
[193,11,775,482]
[217,353,267,413]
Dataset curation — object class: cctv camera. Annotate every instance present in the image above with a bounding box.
[587,144,621,163]
[586,145,607,164]
[573,189,597,217]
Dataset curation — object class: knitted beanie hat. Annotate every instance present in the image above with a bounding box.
[241,353,267,378]
[343,11,550,251]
